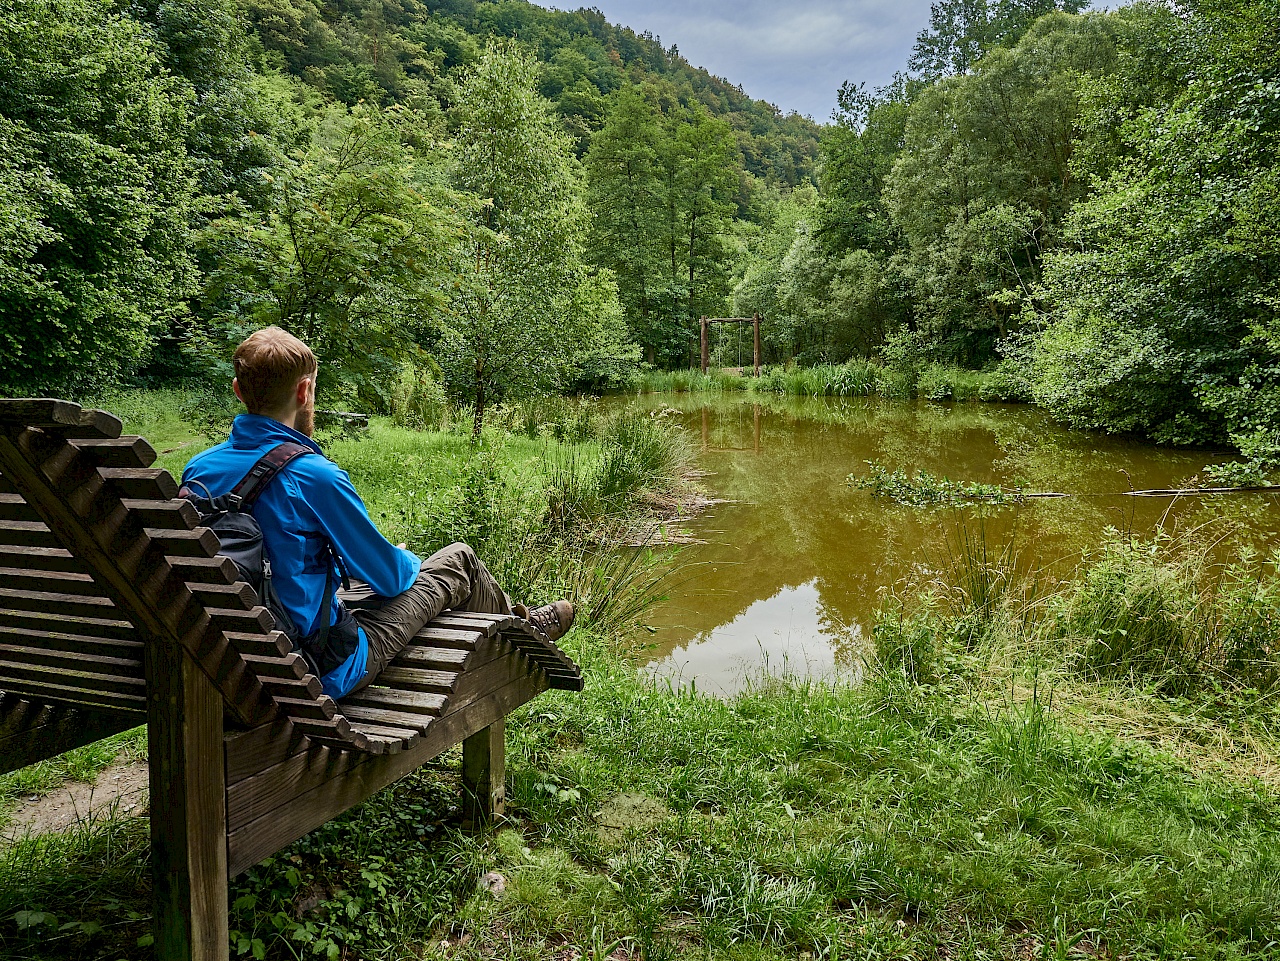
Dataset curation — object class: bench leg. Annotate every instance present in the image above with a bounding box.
[146,644,229,961]
[461,719,505,829]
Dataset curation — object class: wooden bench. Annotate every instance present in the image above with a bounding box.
[0,399,583,960]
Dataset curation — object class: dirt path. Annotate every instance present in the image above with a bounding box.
[2,760,149,840]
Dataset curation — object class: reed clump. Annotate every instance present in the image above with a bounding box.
[873,521,1280,698]
[629,358,1025,403]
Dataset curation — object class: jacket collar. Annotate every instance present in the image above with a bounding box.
[228,414,325,456]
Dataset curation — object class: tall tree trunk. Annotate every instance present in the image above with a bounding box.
[472,371,486,439]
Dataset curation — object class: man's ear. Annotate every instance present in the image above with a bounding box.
[296,376,313,405]
[232,378,245,406]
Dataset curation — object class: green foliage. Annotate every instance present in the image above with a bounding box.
[909,0,1089,80]
[0,0,196,395]
[885,12,1122,365]
[439,42,605,434]
[203,104,454,406]
[851,460,1022,506]
[588,89,740,367]
[1027,0,1280,450]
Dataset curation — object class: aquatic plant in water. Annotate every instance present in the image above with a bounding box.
[850,459,1024,507]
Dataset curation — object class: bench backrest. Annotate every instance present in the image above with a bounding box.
[0,399,582,757]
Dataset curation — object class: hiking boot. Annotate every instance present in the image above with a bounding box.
[515,599,575,642]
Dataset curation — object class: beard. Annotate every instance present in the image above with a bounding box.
[296,398,315,437]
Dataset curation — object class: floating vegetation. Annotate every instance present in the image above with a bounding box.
[850,460,1025,507]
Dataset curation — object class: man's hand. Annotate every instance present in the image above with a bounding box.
[396,542,407,550]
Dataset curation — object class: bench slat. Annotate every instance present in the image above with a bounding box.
[0,401,122,439]
[223,631,292,658]
[367,665,457,695]
[0,545,86,574]
[0,587,115,619]
[0,520,58,549]
[120,498,199,530]
[0,628,141,663]
[207,607,275,635]
[0,567,104,597]
[392,645,469,669]
[68,436,157,468]
[272,696,338,721]
[343,721,421,742]
[0,493,39,523]
[190,582,258,612]
[0,675,146,714]
[337,703,435,730]
[0,609,137,641]
[411,626,484,649]
[146,527,220,558]
[341,687,446,716]
[241,652,311,680]
[258,675,322,701]
[99,467,179,500]
[0,646,142,680]
[0,659,145,696]
[170,555,240,585]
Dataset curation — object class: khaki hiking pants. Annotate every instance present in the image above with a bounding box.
[338,542,514,693]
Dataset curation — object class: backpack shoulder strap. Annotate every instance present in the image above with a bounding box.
[229,441,312,510]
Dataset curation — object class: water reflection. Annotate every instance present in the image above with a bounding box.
[616,392,1280,694]
[658,580,860,695]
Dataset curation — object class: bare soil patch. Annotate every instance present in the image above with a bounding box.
[3,759,149,840]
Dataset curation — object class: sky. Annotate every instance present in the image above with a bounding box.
[539,0,938,121]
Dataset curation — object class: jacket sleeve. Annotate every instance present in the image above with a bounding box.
[296,461,421,598]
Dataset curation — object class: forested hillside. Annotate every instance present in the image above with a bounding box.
[0,0,818,419]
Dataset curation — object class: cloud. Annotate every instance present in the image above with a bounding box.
[540,0,934,119]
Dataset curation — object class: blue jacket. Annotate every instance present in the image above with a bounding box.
[182,415,421,698]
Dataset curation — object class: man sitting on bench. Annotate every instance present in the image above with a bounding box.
[181,326,574,700]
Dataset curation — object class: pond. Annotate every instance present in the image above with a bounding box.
[613,391,1280,694]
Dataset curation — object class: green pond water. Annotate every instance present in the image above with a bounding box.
[613,392,1280,694]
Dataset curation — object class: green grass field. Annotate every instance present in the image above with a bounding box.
[2,391,1278,961]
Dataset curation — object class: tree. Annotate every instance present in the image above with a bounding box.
[816,79,911,257]
[883,12,1120,363]
[442,42,612,435]
[1029,0,1280,451]
[645,104,738,367]
[0,0,196,395]
[585,86,665,361]
[908,0,1088,79]
[202,105,454,406]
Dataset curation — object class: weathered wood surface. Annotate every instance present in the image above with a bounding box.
[0,423,274,727]
[227,656,547,875]
[462,719,505,829]
[0,695,136,775]
[146,629,229,961]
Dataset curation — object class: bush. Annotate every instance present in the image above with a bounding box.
[872,598,950,685]
[1058,537,1200,688]
[391,364,449,431]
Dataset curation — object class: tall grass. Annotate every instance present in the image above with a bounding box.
[874,521,1280,697]
[630,358,1015,403]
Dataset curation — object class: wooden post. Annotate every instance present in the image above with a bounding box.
[753,313,761,377]
[147,643,228,961]
[461,720,505,829]
[700,317,709,374]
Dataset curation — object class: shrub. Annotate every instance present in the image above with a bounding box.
[391,364,449,431]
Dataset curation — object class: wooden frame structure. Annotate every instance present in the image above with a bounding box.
[700,314,762,377]
[0,399,583,961]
